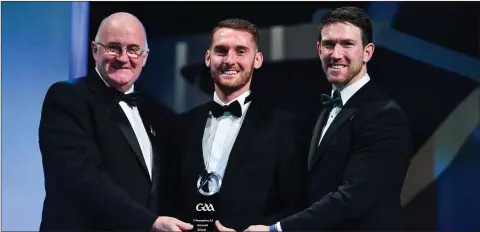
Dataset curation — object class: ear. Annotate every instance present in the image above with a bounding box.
[363,43,375,63]
[316,41,322,57]
[142,49,149,66]
[91,41,99,60]
[205,50,211,67]
[253,51,263,69]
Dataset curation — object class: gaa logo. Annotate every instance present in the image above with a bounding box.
[196,203,215,212]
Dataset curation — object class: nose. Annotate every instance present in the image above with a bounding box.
[116,48,129,63]
[223,51,235,65]
[331,44,342,60]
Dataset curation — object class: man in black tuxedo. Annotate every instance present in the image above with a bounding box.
[238,6,414,231]
[167,19,305,231]
[38,12,192,231]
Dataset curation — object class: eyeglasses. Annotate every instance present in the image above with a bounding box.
[95,42,146,59]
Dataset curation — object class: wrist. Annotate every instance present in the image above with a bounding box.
[269,224,276,232]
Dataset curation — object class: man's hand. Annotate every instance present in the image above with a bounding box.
[151,216,193,232]
[244,225,269,232]
[215,220,236,231]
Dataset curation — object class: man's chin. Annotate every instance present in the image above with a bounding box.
[326,75,346,85]
[218,84,240,93]
[216,81,245,93]
[108,75,135,85]
[213,74,250,94]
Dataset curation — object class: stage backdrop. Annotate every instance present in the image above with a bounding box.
[1,2,89,230]
[2,1,478,231]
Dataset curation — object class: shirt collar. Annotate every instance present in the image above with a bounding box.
[332,73,370,105]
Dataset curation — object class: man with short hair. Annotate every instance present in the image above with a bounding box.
[229,6,413,231]
[167,18,305,231]
[39,12,192,231]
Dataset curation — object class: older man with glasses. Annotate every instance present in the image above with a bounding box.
[38,12,192,232]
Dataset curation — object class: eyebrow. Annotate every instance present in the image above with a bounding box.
[107,42,141,47]
[321,39,356,44]
[213,44,250,50]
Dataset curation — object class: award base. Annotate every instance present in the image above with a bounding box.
[192,193,218,232]
[192,215,215,232]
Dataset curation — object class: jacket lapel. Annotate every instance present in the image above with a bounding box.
[136,97,160,189]
[221,101,261,190]
[86,73,149,179]
[307,109,327,170]
[183,105,211,197]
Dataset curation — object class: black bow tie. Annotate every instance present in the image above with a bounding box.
[115,91,138,108]
[210,100,242,117]
[322,90,343,108]
[209,94,253,118]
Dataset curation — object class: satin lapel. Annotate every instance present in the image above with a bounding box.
[85,74,149,178]
[221,101,261,190]
[307,108,327,171]
[184,105,211,197]
[136,96,159,190]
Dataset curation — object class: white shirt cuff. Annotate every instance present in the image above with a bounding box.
[276,221,283,232]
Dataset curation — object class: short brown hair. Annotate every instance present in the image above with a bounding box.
[318,6,373,47]
[209,18,260,49]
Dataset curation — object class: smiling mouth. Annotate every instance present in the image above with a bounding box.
[111,66,130,70]
[329,64,347,70]
[221,70,240,75]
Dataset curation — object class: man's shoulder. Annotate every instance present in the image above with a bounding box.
[249,99,297,121]
[355,81,402,111]
[179,102,210,118]
[354,83,409,126]
[44,76,89,100]
[136,90,177,123]
[52,75,87,88]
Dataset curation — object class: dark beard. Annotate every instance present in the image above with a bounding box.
[216,82,241,95]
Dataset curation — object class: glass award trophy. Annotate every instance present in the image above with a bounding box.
[192,170,222,231]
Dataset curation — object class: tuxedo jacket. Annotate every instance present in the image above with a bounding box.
[166,99,307,231]
[280,81,413,231]
[38,72,172,231]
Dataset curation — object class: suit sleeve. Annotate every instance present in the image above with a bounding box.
[280,103,412,230]
[39,82,157,230]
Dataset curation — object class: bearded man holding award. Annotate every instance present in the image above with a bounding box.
[165,18,307,231]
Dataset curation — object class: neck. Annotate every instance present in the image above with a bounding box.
[215,83,250,104]
[334,65,367,91]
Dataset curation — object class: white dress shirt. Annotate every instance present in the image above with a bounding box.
[202,90,252,190]
[96,69,153,179]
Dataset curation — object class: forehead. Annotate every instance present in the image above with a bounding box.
[101,20,145,45]
[321,22,362,42]
[211,28,255,48]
